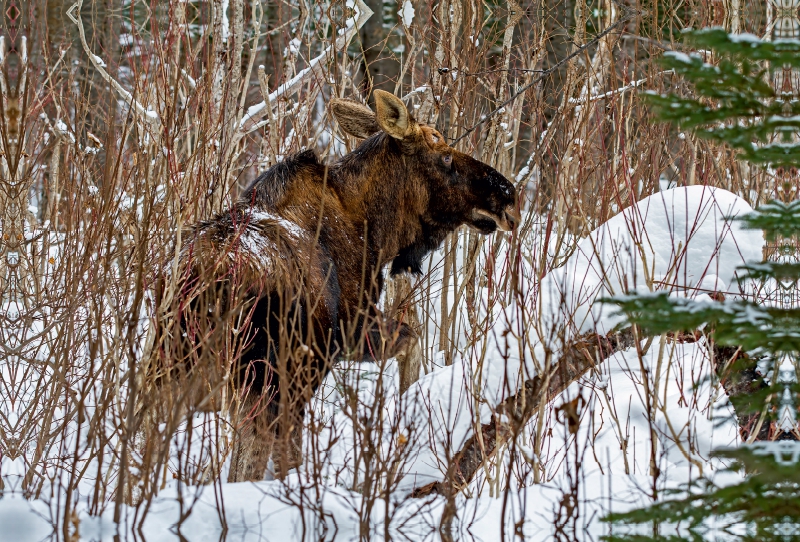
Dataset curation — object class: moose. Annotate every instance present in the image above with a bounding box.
[158,90,520,483]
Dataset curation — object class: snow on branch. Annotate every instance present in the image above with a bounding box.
[238,0,373,132]
[402,85,431,102]
[67,0,160,131]
[568,71,673,105]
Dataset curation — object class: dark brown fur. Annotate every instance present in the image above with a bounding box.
[160,92,520,482]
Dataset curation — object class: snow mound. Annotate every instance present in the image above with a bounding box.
[546,185,762,336]
[398,186,762,489]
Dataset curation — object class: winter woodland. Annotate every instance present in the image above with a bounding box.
[0,0,798,540]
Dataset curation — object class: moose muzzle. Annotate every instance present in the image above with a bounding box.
[473,203,521,232]
[497,204,521,231]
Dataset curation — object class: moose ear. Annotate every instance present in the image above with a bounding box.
[330,98,381,139]
[373,90,414,140]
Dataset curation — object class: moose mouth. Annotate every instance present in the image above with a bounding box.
[471,205,521,233]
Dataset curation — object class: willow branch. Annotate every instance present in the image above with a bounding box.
[67,0,160,130]
[451,9,637,145]
[238,0,373,132]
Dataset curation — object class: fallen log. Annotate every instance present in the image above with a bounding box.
[668,333,780,441]
[411,327,638,498]
[710,344,792,442]
[410,326,792,500]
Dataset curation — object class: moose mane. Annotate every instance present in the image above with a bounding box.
[240,149,324,210]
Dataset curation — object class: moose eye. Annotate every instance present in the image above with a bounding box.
[442,155,453,167]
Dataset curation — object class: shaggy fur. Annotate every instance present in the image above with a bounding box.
[161,91,520,482]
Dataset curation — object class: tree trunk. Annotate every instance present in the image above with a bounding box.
[362,0,399,95]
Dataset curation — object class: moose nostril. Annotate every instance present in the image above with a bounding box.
[504,204,521,230]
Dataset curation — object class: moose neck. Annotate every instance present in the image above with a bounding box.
[332,134,426,270]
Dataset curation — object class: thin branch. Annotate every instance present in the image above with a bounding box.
[67,0,160,130]
[451,10,637,145]
[238,0,373,131]
[568,71,673,105]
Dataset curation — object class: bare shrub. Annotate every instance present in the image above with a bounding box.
[0,0,778,539]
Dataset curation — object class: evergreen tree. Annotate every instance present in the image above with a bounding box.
[602,28,800,541]
[645,28,800,167]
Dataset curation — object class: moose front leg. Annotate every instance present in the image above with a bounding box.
[270,402,305,479]
[364,319,421,395]
[228,395,277,483]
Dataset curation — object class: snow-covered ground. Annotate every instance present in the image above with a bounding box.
[0,187,764,540]
[0,341,743,541]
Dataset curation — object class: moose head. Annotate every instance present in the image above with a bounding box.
[330,90,521,273]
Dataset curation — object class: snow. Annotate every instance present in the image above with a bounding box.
[544,186,762,335]
[663,51,694,64]
[374,187,760,493]
[118,33,134,47]
[398,0,415,28]
[0,497,53,542]
[53,119,76,143]
[71,339,741,541]
[236,228,277,261]
[240,65,320,129]
[220,0,230,42]
[248,209,306,240]
[230,210,308,268]
[728,32,761,44]
[2,187,766,539]
[403,85,430,101]
[243,101,267,124]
